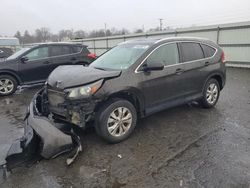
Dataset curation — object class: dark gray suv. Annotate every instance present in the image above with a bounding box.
[5,37,226,166]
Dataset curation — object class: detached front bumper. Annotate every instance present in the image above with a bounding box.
[26,99,73,159]
[2,91,82,173]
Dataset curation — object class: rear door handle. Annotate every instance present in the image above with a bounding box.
[43,61,51,64]
[175,68,184,75]
[71,57,77,61]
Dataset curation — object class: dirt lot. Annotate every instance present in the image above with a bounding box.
[0,68,250,188]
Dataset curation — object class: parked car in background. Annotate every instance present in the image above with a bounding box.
[0,42,96,96]
[0,47,14,59]
[23,37,226,148]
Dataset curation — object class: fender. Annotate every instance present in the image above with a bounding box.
[0,70,22,84]
[106,86,146,117]
[203,71,225,91]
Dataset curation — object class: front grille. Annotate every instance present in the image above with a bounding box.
[47,89,66,116]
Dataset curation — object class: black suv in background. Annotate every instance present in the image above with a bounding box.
[0,43,96,96]
[0,47,14,60]
[24,37,226,148]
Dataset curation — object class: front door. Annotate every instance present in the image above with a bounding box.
[18,46,51,83]
[137,43,186,115]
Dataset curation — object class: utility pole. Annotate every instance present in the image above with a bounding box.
[158,18,163,31]
[104,23,107,36]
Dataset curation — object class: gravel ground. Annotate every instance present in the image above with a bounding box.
[0,67,250,188]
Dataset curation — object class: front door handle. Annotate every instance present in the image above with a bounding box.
[204,62,210,66]
[175,68,184,75]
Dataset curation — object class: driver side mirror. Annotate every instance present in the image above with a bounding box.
[20,57,29,63]
[141,62,164,72]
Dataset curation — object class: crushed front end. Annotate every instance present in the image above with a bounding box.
[45,84,98,128]
[1,66,120,181]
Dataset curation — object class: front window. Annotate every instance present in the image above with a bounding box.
[90,43,149,70]
[25,47,49,61]
[7,48,30,60]
[147,43,179,66]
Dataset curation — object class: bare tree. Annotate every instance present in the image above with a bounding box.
[11,26,151,43]
[50,34,59,42]
[14,31,22,44]
[88,29,106,38]
[134,29,143,33]
[23,30,33,44]
[73,30,86,39]
[35,27,51,42]
[109,28,130,36]
[58,29,74,41]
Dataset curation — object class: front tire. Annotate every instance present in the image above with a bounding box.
[95,98,137,143]
[200,78,220,108]
[0,75,18,96]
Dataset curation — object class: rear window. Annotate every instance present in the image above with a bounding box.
[180,42,204,62]
[201,44,216,58]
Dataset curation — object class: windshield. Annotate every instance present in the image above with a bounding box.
[90,43,149,70]
[7,48,30,60]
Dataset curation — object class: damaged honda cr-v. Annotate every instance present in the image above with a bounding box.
[4,37,226,171]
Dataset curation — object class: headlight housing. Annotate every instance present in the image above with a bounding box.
[65,79,103,99]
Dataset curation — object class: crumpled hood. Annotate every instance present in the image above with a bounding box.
[47,65,121,89]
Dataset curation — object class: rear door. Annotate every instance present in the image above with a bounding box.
[178,42,207,96]
[137,43,187,114]
[18,46,51,83]
[49,45,78,70]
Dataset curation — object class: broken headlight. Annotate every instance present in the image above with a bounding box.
[65,79,103,99]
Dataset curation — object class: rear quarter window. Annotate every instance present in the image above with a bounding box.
[180,42,204,62]
[72,46,82,53]
[72,45,89,54]
[201,44,216,58]
[82,46,90,54]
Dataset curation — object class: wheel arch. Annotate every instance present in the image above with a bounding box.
[97,89,145,118]
[0,71,21,85]
[205,72,225,91]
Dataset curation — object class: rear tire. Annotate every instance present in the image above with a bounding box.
[95,98,137,143]
[0,75,18,96]
[199,78,220,108]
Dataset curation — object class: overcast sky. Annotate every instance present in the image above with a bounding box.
[1,0,250,36]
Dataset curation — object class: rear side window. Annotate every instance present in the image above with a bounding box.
[50,45,72,57]
[201,44,216,58]
[147,43,179,66]
[180,42,204,62]
[61,46,71,55]
[50,46,63,56]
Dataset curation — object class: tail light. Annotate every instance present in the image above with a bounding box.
[87,53,97,59]
[221,51,225,63]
